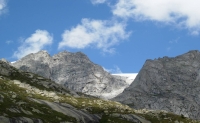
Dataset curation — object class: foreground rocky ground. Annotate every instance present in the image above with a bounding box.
[1,56,200,122]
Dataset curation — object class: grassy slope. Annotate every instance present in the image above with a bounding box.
[0,62,200,123]
[0,78,200,123]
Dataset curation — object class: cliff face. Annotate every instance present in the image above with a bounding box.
[12,50,128,99]
[1,53,199,122]
[114,50,200,120]
[0,60,146,123]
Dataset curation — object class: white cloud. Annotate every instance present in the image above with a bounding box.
[167,47,171,51]
[13,30,53,59]
[103,66,122,74]
[191,30,199,36]
[169,37,180,44]
[6,40,13,44]
[0,0,6,15]
[11,61,16,64]
[112,0,200,32]
[59,18,130,53]
[91,0,106,4]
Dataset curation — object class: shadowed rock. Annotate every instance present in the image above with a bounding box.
[0,116,43,123]
[114,50,200,120]
[29,98,100,123]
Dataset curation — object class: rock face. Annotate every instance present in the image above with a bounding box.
[0,60,134,123]
[0,53,199,123]
[29,98,100,123]
[114,50,200,120]
[12,50,128,99]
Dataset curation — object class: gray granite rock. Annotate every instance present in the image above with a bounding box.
[110,113,150,123]
[114,50,200,120]
[0,116,10,123]
[0,60,80,98]
[29,98,100,123]
[0,116,43,123]
[12,50,128,99]
[0,59,10,65]
[0,60,12,76]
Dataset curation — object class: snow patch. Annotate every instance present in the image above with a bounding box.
[112,73,138,85]
[101,73,138,99]
[11,61,16,64]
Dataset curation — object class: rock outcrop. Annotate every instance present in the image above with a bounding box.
[0,60,79,97]
[12,50,128,99]
[114,50,200,120]
[0,53,199,123]
[29,98,101,123]
[0,116,43,123]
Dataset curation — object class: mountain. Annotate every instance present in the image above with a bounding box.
[12,50,128,99]
[0,57,199,123]
[114,50,200,120]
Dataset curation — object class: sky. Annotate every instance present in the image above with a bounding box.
[0,0,200,73]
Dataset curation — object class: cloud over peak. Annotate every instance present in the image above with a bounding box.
[0,0,6,15]
[103,65,122,74]
[13,30,53,59]
[113,0,200,31]
[91,0,106,4]
[59,18,130,53]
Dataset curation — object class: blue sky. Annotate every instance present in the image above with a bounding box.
[0,0,200,73]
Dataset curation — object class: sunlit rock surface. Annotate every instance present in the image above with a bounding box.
[12,50,128,99]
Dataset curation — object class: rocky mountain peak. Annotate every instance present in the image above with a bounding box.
[114,50,200,120]
[12,50,129,99]
[1,51,199,122]
[34,50,51,59]
[17,50,51,64]
[180,50,200,59]
[38,50,48,53]
[55,50,72,56]
[186,49,200,54]
[1,60,194,123]
[52,51,91,64]
[0,58,10,64]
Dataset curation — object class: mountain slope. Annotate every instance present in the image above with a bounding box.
[114,50,200,120]
[1,59,199,123]
[12,51,128,99]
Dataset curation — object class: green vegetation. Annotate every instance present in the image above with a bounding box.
[100,114,134,123]
[0,63,200,123]
[138,112,200,123]
[0,79,76,123]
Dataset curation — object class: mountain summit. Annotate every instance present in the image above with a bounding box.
[114,50,200,120]
[12,50,129,99]
[1,56,198,123]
